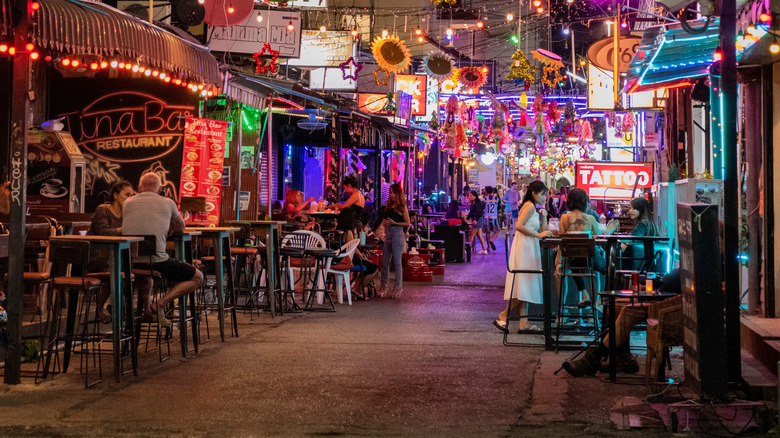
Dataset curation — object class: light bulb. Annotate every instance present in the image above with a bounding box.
[417,36,424,43]
[382,29,389,38]
[506,13,514,21]
[536,7,544,13]
[256,14,263,22]
[770,42,780,54]
[351,28,358,37]
[415,28,422,36]
[476,20,484,29]
[446,28,453,36]
[287,20,294,31]
[226,4,234,13]
[563,27,569,35]
[320,25,326,32]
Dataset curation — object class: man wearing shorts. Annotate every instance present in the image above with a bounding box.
[123,172,203,326]
[503,182,521,229]
[483,186,500,251]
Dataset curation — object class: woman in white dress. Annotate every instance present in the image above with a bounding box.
[494,180,551,333]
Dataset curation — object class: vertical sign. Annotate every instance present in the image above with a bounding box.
[180,117,229,227]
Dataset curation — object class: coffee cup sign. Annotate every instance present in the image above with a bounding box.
[44,178,63,193]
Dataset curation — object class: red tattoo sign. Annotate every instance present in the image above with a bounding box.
[179,117,229,227]
[575,161,654,200]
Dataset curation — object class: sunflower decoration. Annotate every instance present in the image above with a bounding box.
[458,66,487,89]
[371,35,412,74]
[424,52,455,81]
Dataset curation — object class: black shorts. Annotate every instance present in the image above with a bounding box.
[136,258,197,283]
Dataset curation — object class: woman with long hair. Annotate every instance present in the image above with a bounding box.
[466,190,489,254]
[556,188,601,308]
[379,183,410,298]
[87,180,134,323]
[333,175,365,242]
[495,180,551,333]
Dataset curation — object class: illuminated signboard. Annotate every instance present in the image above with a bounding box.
[208,9,302,57]
[394,74,427,116]
[358,93,392,115]
[575,161,654,200]
[286,31,353,67]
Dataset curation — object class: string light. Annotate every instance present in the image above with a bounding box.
[31,1,39,10]
[563,27,570,35]
[351,28,358,37]
[415,27,422,36]
[256,14,263,23]
[320,25,326,32]
[770,39,780,54]
[226,4,234,13]
[537,7,544,13]
[287,20,294,31]
[759,13,770,23]
[713,47,723,61]
[30,51,39,60]
[506,13,514,21]
[382,29,389,37]
[0,44,7,53]
[476,20,484,29]
[25,42,34,51]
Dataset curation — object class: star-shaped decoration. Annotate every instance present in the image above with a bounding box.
[372,68,390,86]
[339,56,362,81]
[253,43,280,75]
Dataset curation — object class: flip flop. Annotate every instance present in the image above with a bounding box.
[517,325,543,335]
[492,319,508,333]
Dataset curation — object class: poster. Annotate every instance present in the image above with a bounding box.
[26,131,73,215]
[394,74,427,116]
[240,146,255,169]
[179,117,230,227]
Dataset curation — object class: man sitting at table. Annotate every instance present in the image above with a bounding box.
[561,268,680,377]
[122,172,204,326]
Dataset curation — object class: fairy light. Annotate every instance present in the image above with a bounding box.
[144,69,152,76]
[118,62,125,68]
[227,4,234,13]
[100,61,108,68]
[351,28,358,37]
[31,1,39,10]
[110,60,118,68]
[25,42,34,51]
[72,59,80,67]
[382,29,389,37]
[770,40,780,54]
[131,65,139,72]
[320,25,326,32]
[0,44,7,53]
[415,28,422,36]
[89,62,98,70]
[287,20,294,31]
[8,47,14,55]
[256,13,263,22]
[30,51,39,60]
[506,13,513,21]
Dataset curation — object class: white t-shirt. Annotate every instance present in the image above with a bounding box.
[122,192,180,263]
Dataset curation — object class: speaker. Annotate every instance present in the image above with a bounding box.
[176,0,205,27]
[691,77,710,103]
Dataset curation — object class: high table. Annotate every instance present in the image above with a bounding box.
[169,230,201,356]
[417,213,445,240]
[186,227,239,341]
[49,234,142,382]
[224,220,286,317]
[597,289,677,382]
[597,235,669,290]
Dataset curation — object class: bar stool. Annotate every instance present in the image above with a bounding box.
[555,234,599,351]
[131,236,171,363]
[230,224,261,318]
[303,247,338,312]
[46,240,105,387]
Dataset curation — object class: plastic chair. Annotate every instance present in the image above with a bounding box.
[324,239,360,305]
[502,234,544,346]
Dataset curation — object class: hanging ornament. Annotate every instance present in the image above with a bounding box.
[429,110,440,131]
[506,50,536,85]
[253,43,280,74]
[441,95,459,150]
[371,34,412,73]
[541,65,565,90]
[458,66,487,89]
[520,92,529,108]
[339,56,363,81]
[424,52,455,81]
[564,99,577,122]
[430,0,457,4]
[373,68,391,86]
[382,92,396,113]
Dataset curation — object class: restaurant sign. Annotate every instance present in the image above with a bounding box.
[286,31,353,67]
[575,161,653,200]
[358,93,392,115]
[179,117,229,227]
[52,77,197,212]
[208,9,302,57]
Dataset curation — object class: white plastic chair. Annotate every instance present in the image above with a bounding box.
[280,230,326,292]
[324,239,360,305]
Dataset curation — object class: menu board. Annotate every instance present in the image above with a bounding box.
[179,117,230,227]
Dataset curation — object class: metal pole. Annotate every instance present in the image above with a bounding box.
[236,103,242,220]
[148,0,153,24]
[613,2,620,108]
[720,0,740,382]
[5,0,31,385]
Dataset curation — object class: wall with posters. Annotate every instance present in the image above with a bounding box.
[50,75,198,212]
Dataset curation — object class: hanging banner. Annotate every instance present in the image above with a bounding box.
[575,161,653,200]
[179,117,229,227]
[286,31,353,67]
[208,9,302,57]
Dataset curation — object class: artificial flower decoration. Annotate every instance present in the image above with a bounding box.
[506,50,536,85]
[424,52,455,81]
[458,66,487,89]
[372,68,391,86]
[253,43,280,74]
[371,35,412,73]
[339,56,363,81]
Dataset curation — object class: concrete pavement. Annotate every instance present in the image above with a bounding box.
[0,244,667,437]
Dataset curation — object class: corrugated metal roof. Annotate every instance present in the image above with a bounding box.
[624,19,720,94]
[32,0,222,86]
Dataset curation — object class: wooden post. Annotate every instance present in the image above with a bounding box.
[740,70,761,314]
[5,0,31,385]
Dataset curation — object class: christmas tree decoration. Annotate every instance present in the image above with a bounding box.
[424,52,455,81]
[373,68,391,86]
[382,92,397,113]
[506,50,536,85]
[371,34,412,73]
[428,110,440,131]
[253,42,280,74]
[339,56,362,81]
[458,66,487,89]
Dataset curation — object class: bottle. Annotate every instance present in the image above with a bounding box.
[645,273,655,292]
[318,197,324,211]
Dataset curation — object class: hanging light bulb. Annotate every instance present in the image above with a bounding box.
[536,7,544,13]
[351,28,359,37]
[446,28,453,36]
[197,0,203,3]
[319,25,326,32]
[0,44,7,53]
[226,4,234,13]
[476,20,484,29]
[256,13,263,23]
[417,36,424,43]
[382,29,389,38]
[287,20,294,31]
[415,27,422,36]
[563,27,570,35]
[713,47,723,61]
[759,13,771,23]
[770,39,780,54]
[506,13,514,21]
[30,51,39,60]
[481,66,488,73]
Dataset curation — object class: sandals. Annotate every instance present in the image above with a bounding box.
[97,310,112,324]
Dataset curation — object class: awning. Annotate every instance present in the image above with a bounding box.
[32,0,222,86]
[624,19,720,94]
[233,73,338,111]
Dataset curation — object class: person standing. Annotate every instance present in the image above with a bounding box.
[379,183,410,298]
[483,186,499,251]
[466,190,488,255]
[503,182,521,231]
[494,181,551,333]
[122,173,203,326]
[332,176,365,243]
